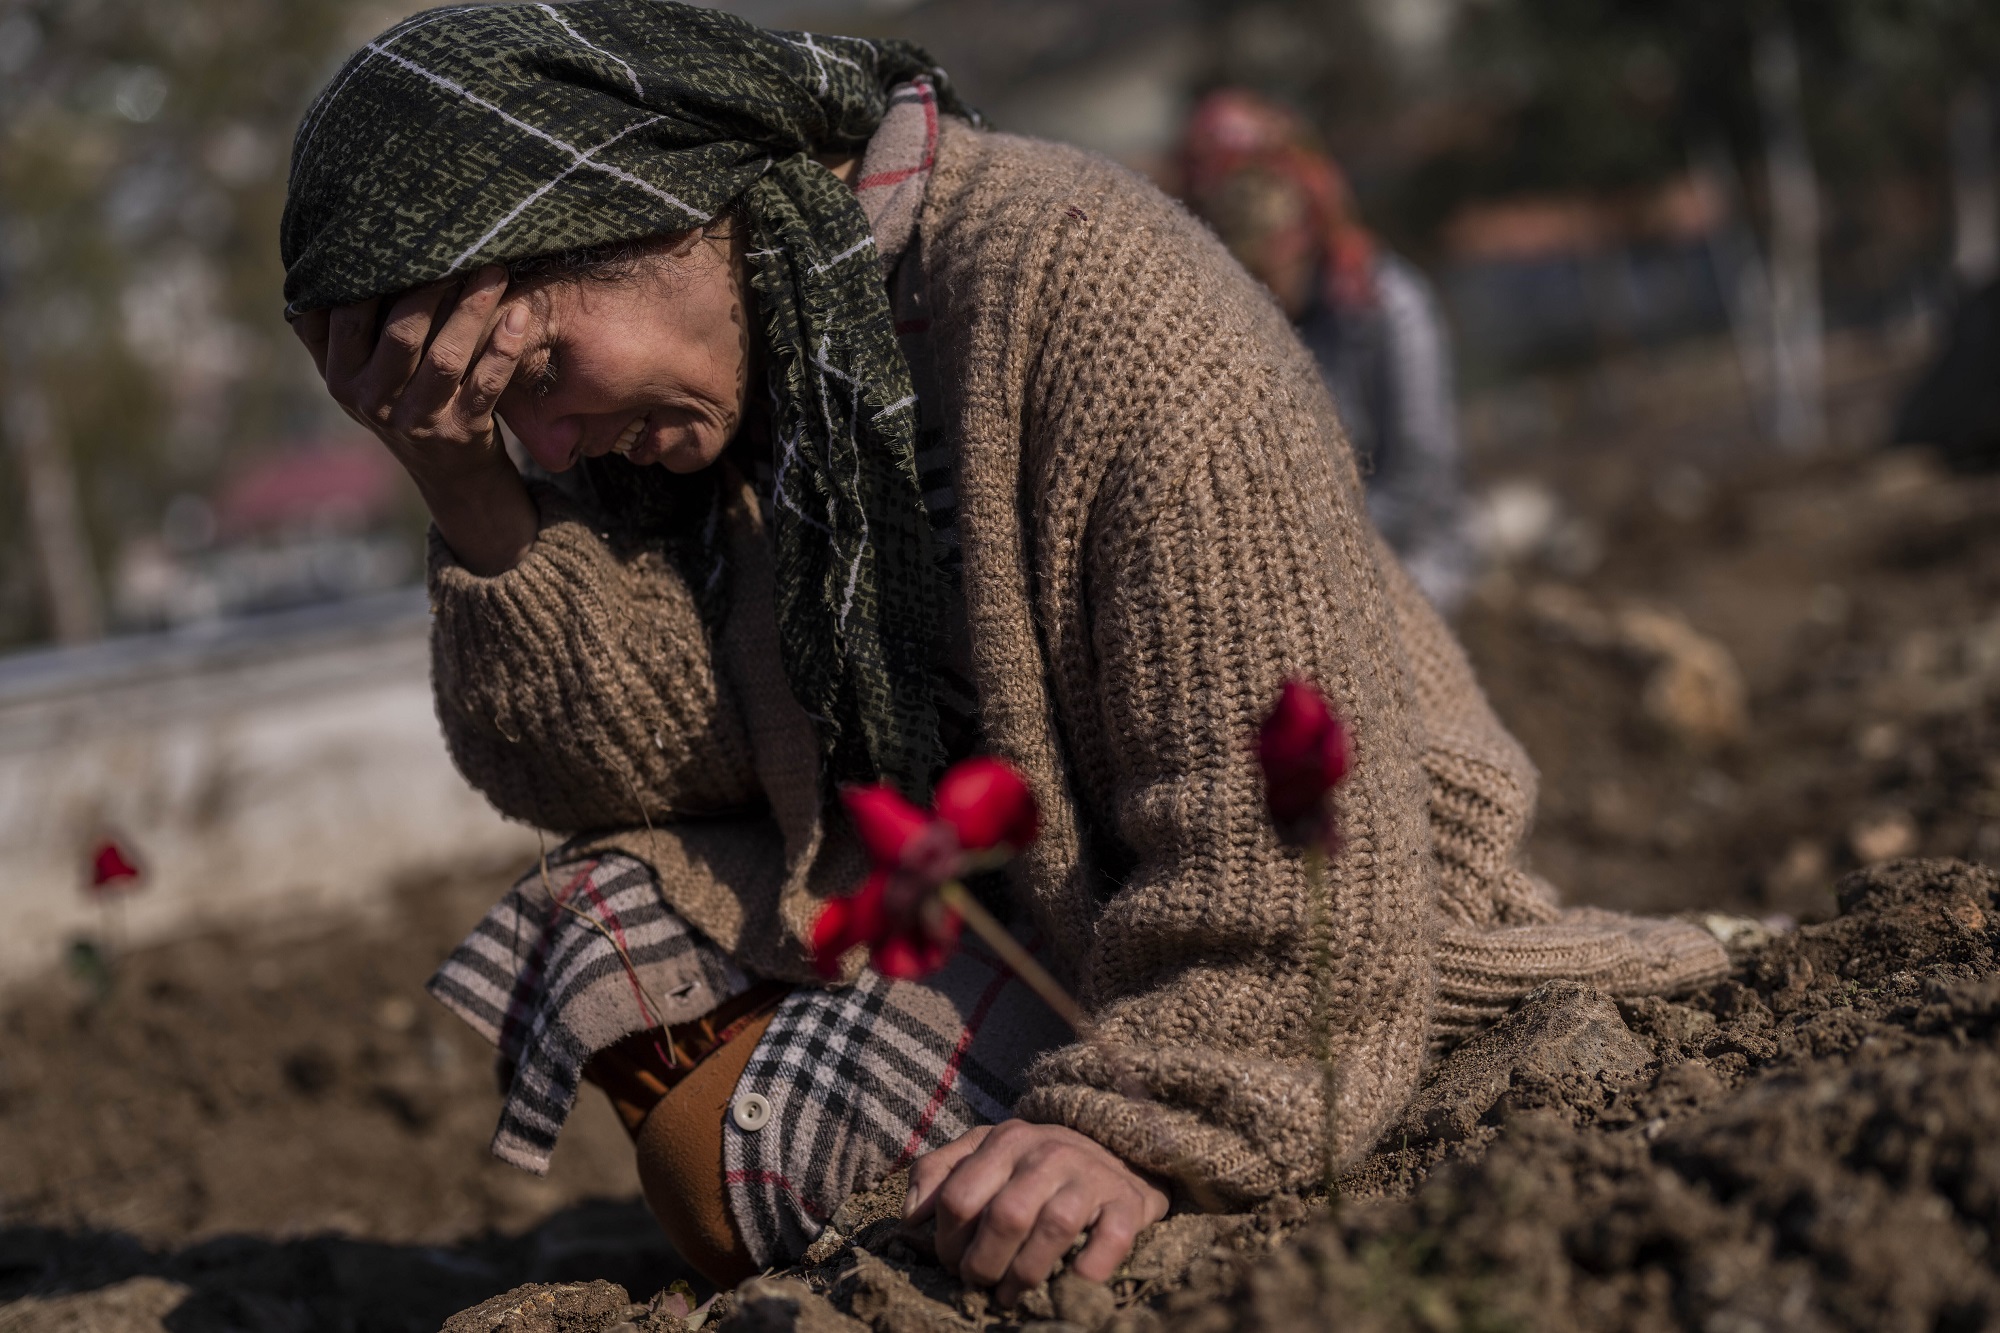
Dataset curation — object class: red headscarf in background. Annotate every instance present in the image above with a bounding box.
[1177,89,1378,310]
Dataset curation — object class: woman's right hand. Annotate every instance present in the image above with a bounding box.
[291,264,538,577]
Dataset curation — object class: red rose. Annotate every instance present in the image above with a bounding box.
[88,839,143,896]
[1257,678,1350,850]
[812,757,1039,980]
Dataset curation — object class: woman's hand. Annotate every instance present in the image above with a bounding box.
[905,1121,1169,1308]
[291,264,537,577]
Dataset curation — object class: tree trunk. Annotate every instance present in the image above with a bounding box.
[6,382,103,644]
[1753,20,1826,452]
[1950,78,1999,290]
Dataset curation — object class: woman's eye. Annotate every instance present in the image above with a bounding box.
[527,347,559,398]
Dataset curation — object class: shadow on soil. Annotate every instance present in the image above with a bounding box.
[0,1198,690,1333]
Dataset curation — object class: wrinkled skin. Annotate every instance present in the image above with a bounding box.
[906,1120,1170,1308]
[291,224,752,577]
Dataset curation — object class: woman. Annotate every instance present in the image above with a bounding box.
[283,1,1726,1301]
[1179,90,1476,614]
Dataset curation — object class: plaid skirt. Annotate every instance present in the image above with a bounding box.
[429,852,1072,1268]
[725,922,1071,1268]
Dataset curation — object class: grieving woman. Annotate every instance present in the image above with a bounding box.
[282,0,1727,1299]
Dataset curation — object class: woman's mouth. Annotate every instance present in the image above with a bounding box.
[610,415,645,456]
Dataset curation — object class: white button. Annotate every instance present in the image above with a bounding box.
[731,1092,772,1132]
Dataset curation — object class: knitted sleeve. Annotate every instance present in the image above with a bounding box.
[426,482,763,833]
[1377,544,1728,1040]
[1002,185,1438,1202]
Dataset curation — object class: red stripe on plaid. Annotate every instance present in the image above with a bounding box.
[503,862,601,1035]
[889,953,1015,1170]
[855,83,937,192]
[856,163,927,190]
[535,863,599,936]
[555,863,662,1033]
[724,1167,834,1221]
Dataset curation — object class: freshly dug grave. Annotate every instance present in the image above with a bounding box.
[442,857,2000,1333]
[1215,856,2000,1333]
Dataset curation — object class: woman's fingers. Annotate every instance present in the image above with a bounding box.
[401,266,509,424]
[905,1125,990,1226]
[358,281,453,415]
[913,1122,1169,1307]
[1069,1186,1163,1283]
[323,297,381,388]
[944,1167,1050,1290]
[928,1130,1023,1274]
[292,309,332,377]
[458,296,532,426]
[987,1181,1094,1306]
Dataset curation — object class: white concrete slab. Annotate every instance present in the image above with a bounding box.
[0,589,542,983]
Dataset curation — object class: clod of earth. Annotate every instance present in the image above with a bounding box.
[1518,583,1749,751]
[441,857,2000,1333]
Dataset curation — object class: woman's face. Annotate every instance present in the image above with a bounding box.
[496,226,753,475]
[1206,170,1318,321]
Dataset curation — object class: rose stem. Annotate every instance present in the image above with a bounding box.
[936,879,1091,1036]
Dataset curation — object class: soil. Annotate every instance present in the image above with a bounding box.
[0,874,699,1332]
[1458,441,2000,929]
[5,334,2000,1331]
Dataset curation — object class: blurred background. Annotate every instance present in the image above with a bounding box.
[0,0,1995,649]
[3,3,2000,1327]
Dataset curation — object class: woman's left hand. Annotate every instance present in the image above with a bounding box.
[904,1120,1169,1307]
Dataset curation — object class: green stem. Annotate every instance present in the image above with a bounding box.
[936,879,1091,1037]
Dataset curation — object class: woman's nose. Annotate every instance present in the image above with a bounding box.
[502,407,583,472]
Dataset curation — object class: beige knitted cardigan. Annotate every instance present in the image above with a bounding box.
[427,120,1726,1201]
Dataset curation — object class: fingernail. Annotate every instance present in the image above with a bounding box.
[503,304,527,335]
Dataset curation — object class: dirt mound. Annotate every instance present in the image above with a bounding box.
[1210,857,2000,1333]
[429,858,2000,1333]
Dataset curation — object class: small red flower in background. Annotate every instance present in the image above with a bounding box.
[812,757,1040,980]
[1257,678,1350,851]
[88,839,143,897]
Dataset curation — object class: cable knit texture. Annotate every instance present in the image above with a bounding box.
[429,485,761,831]
[1373,544,1728,1040]
[426,120,1725,1201]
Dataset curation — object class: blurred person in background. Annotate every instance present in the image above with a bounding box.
[1180,89,1475,613]
[1894,275,2000,472]
[282,0,1725,1302]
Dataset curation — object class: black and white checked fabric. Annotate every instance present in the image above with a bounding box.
[723,929,1072,1268]
[429,849,1070,1267]
[428,851,751,1173]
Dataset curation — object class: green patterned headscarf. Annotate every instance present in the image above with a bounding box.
[282,1,970,799]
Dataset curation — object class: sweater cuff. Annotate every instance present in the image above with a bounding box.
[1014,1042,1327,1204]
[1433,909,1728,1038]
[426,481,599,599]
